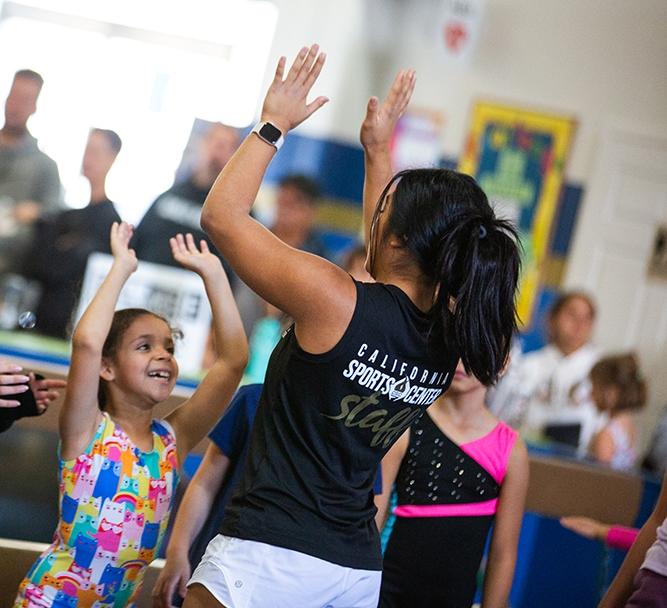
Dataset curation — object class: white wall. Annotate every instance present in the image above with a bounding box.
[264,0,667,183]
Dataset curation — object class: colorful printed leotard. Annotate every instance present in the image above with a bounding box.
[14,413,179,608]
[379,412,518,608]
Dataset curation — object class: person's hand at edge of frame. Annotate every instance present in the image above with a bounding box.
[0,359,31,408]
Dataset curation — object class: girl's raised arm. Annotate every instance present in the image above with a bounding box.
[481,439,529,608]
[200,45,356,355]
[60,222,137,459]
[360,70,415,246]
[166,235,248,460]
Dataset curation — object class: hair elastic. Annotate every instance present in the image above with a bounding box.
[479,225,487,239]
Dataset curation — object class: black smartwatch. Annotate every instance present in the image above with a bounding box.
[252,121,284,150]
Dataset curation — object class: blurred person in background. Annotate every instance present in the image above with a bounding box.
[0,69,62,276]
[489,291,601,451]
[270,174,328,257]
[22,128,122,338]
[588,353,646,471]
[644,405,667,478]
[132,122,239,272]
[152,383,264,608]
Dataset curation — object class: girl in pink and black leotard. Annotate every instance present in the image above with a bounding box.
[376,360,529,608]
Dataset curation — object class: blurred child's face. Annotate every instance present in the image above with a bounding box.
[551,297,594,355]
[447,360,484,395]
[102,315,178,406]
[591,379,619,413]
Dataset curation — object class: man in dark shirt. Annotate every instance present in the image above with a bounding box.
[132,123,240,269]
[271,174,328,257]
[23,128,122,338]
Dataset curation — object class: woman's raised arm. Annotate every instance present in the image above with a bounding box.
[200,45,356,354]
[359,70,415,246]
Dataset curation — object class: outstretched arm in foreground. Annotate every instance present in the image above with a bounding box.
[200,45,356,356]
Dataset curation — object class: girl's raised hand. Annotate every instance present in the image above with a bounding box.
[170,233,222,278]
[260,44,329,134]
[360,69,416,150]
[110,221,138,273]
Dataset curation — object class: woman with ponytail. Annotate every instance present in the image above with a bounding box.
[184,46,521,608]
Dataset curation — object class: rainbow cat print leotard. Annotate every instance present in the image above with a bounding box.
[14,413,178,608]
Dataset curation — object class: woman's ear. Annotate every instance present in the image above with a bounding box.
[100,358,115,382]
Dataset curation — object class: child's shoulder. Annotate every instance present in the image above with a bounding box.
[606,414,637,440]
[482,418,520,461]
[494,418,519,442]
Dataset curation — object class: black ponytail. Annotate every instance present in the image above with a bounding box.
[383,168,521,385]
[434,213,520,385]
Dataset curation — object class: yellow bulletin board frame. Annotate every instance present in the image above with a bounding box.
[459,101,576,326]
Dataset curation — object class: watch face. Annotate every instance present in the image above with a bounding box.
[259,122,282,143]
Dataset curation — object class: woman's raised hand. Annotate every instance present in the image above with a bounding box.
[360,69,416,151]
[110,222,138,273]
[170,233,222,279]
[260,44,329,134]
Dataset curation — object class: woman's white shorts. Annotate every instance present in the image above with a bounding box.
[187,534,381,608]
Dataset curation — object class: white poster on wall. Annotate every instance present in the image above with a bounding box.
[75,253,211,375]
[391,110,444,172]
[439,0,486,64]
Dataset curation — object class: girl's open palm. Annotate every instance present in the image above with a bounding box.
[170,233,222,278]
[110,222,138,272]
[360,69,416,150]
[261,44,329,134]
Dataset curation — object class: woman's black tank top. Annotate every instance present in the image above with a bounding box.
[221,280,457,570]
